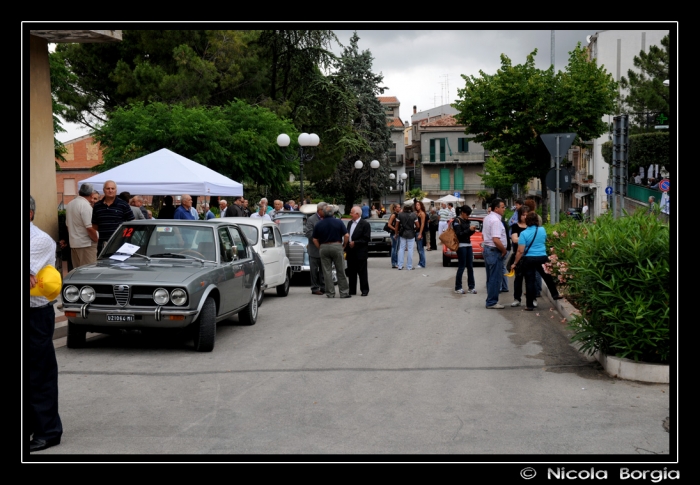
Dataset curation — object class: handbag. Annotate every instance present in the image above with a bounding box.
[439,220,459,251]
[514,227,538,273]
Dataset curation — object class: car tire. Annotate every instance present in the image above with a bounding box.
[193,297,216,352]
[66,321,86,349]
[239,284,259,326]
[257,285,265,307]
[443,254,451,267]
[276,269,291,297]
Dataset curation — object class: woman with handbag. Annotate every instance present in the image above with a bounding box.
[508,205,530,307]
[453,205,477,294]
[510,212,563,311]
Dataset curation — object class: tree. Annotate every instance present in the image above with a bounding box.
[314,33,392,213]
[453,44,617,221]
[92,100,298,191]
[619,35,669,130]
[49,51,74,163]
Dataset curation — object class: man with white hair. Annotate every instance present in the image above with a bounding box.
[65,182,99,268]
[174,194,196,220]
[218,199,228,217]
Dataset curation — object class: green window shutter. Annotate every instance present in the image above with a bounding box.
[430,139,436,163]
[440,168,450,190]
[454,167,464,190]
[440,139,446,161]
[458,138,469,152]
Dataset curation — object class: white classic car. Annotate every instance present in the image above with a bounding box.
[226,217,292,304]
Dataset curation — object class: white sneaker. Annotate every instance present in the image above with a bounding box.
[486,304,505,309]
[511,300,521,307]
[533,300,538,308]
[455,289,466,294]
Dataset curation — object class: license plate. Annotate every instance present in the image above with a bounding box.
[291,265,302,272]
[107,314,134,322]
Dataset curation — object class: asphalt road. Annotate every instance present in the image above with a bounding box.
[31,246,671,460]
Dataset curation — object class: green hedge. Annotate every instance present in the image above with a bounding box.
[557,209,670,363]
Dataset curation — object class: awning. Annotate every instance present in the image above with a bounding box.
[574,192,592,199]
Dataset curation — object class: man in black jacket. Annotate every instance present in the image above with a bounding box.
[453,205,477,294]
[346,206,371,296]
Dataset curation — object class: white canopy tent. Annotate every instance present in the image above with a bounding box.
[435,194,465,203]
[81,148,243,196]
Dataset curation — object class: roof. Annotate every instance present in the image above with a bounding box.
[378,96,399,104]
[422,115,462,127]
[387,117,404,128]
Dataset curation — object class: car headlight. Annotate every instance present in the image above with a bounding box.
[64,285,79,302]
[79,286,96,303]
[170,288,187,306]
[153,288,170,305]
[384,237,391,243]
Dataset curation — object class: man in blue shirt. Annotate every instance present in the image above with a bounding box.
[361,203,370,219]
[174,194,196,220]
[203,203,215,220]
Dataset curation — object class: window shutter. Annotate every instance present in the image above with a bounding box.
[430,139,436,162]
[440,139,446,161]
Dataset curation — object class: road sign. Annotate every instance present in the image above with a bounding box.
[545,168,571,192]
[605,186,613,195]
[541,133,577,160]
[454,191,461,199]
[659,179,670,191]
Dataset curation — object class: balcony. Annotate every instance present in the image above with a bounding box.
[421,183,490,196]
[420,152,488,164]
[389,154,404,166]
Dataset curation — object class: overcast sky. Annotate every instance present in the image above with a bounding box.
[55,28,606,142]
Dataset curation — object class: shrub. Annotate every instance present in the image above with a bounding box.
[564,209,670,363]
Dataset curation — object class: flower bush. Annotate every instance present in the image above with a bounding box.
[547,208,670,363]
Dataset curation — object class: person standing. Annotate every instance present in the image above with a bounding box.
[370,204,379,219]
[582,202,589,220]
[510,211,563,311]
[428,207,439,251]
[313,205,350,298]
[414,200,427,268]
[129,195,146,221]
[174,194,196,220]
[119,192,144,221]
[453,205,477,294]
[203,203,215,220]
[92,180,135,253]
[396,202,418,270]
[159,195,176,219]
[387,203,401,269]
[500,212,512,293]
[346,206,371,296]
[305,202,327,295]
[361,202,370,220]
[482,198,508,309]
[218,199,228,218]
[28,195,63,452]
[508,198,523,228]
[65,182,99,268]
[438,202,451,240]
[250,201,272,221]
[509,205,531,307]
[242,199,251,218]
[224,196,244,217]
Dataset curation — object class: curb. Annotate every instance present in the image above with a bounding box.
[542,285,669,383]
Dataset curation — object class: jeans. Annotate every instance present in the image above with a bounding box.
[501,250,510,291]
[390,234,399,267]
[398,237,414,269]
[416,235,426,267]
[455,246,475,291]
[483,246,505,307]
[523,256,560,308]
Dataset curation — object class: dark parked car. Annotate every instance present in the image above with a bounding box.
[367,219,392,255]
[565,208,583,221]
[61,219,264,352]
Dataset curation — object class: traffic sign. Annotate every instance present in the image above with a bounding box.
[545,168,571,192]
[659,179,670,192]
[454,191,461,199]
[605,186,613,195]
[541,133,577,160]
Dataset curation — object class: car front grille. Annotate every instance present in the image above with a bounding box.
[113,285,131,306]
[286,242,306,266]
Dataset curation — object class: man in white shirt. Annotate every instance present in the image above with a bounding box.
[250,201,272,221]
[438,203,451,239]
[482,198,508,309]
[65,183,99,268]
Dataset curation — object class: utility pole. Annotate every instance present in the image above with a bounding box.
[549,30,556,223]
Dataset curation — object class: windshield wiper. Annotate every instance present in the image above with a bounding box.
[150,253,186,259]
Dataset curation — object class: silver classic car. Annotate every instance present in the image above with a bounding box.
[61,219,264,352]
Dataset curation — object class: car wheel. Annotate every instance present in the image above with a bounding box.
[193,297,216,352]
[276,269,291,297]
[239,284,259,326]
[66,321,86,349]
[443,255,450,267]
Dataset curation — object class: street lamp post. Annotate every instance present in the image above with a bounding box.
[277,132,319,205]
[354,159,380,206]
[398,172,408,202]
